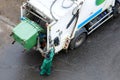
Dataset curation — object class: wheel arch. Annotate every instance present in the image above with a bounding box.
[75,27,88,38]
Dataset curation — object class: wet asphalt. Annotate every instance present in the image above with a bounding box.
[0,16,120,80]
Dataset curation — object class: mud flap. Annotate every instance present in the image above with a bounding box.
[40,48,55,76]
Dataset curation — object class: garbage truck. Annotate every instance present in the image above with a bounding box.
[11,0,120,75]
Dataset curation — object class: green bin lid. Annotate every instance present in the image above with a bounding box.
[13,19,45,41]
[13,21,38,41]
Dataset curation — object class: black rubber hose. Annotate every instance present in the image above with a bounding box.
[50,0,58,21]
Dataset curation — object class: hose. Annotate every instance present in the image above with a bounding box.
[50,0,58,21]
[62,0,74,9]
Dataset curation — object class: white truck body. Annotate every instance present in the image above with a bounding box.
[20,0,120,54]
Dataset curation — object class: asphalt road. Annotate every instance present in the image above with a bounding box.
[0,16,120,80]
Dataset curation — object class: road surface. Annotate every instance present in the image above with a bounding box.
[0,15,120,80]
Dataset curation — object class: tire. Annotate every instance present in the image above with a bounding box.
[70,33,87,49]
[113,1,120,17]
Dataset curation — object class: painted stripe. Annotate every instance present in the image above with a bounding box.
[77,8,102,29]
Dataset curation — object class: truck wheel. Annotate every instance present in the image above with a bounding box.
[113,1,120,17]
[70,33,87,49]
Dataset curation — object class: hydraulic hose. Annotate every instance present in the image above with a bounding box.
[50,0,58,21]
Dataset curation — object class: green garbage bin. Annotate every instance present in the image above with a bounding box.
[12,18,45,50]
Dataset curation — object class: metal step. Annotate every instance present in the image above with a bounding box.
[88,14,113,35]
[89,11,112,30]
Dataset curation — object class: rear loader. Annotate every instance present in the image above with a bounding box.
[11,0,120,75]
